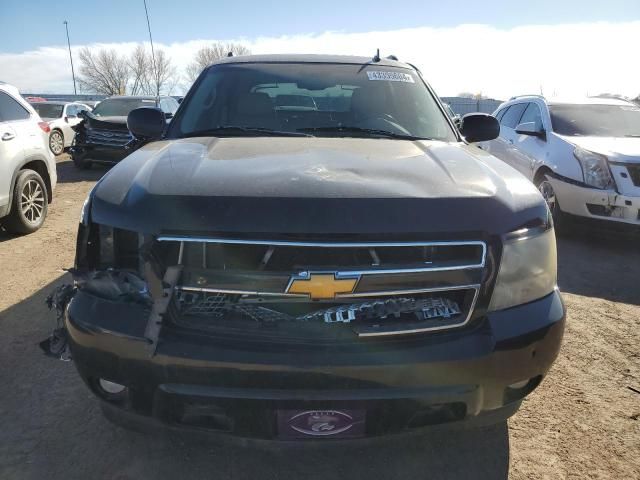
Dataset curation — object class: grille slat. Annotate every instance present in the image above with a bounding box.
[86,128,133,147]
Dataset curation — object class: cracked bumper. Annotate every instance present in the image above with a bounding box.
[64,288,565,439]
[549,178,640,226]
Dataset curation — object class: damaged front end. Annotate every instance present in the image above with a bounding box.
[43,196,486,362]
[70,112,146,168]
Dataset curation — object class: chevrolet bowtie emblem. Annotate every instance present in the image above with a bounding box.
[286,273,359,300]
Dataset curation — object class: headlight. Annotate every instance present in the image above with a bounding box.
[489,227,557,311]
[574,147,613,189]
[80,191,92,224]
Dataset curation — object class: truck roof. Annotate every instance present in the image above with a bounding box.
[210,54,413,70]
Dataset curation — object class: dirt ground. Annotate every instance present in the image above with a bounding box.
[0,155,638,480]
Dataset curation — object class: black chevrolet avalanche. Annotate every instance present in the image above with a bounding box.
[58,55,565,440]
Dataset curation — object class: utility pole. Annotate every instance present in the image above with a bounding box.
[143,0,158,96]
[63,21,77,95]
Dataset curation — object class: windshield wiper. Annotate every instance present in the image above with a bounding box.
[298,126,430,140]
[180,126,312,138]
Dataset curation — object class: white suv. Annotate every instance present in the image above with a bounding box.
[482,95,640,228]
[0,82,57,234]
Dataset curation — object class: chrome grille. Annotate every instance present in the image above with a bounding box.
[158,237,487,336]
[86,128,133,147]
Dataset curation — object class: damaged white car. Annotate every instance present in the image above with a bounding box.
[483,96,640,229]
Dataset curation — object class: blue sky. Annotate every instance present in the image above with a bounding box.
[1,0,639,53]
[1,1,639,97]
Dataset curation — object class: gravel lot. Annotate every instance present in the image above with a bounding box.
[1,155,638,479]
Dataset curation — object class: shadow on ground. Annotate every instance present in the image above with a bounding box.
[557,228,640,305]
[0,276,510,480]
[55,157,107,184]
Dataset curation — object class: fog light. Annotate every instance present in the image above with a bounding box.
[99,378,127,394]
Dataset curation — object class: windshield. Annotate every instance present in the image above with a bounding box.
[92,98,157,117]
[169,63,456,141]
[30,103,64,119]
[550,103,640,137]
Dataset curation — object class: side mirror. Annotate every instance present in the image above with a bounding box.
[127,107,165,140]
[460,113,500,142]
[516,121,546,139]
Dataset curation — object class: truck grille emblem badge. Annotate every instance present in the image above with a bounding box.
[286,273,359,300]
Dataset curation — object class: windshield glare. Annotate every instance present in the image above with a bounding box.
[30,103,64,119]
[550,104,640,137]
[92,98,157,117]
[170,63,456,141]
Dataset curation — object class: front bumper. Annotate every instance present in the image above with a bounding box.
[65,289,565,439]
[70,144,130,165]
[549,177,640,226]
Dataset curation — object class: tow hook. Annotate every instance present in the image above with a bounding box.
[40,284,76,361]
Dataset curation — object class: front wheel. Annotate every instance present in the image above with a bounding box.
[3,169,48,234]
[536,175,565,230]
[49,130,64,156]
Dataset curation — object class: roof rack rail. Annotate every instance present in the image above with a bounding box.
[509,94,546,101]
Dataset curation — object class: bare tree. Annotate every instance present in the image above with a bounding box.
[146,48,178,96]
[185,43,251,83]
[77,47,130,95]
[128,45,151,95]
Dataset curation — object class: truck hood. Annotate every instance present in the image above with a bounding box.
[91,137,546,236]
[561,135,640,163]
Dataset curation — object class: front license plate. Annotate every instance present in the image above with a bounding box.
[277,409,366,439]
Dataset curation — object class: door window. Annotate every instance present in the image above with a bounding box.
[66,104,79,117]
[500,103,527,129]
[0,92,30,122]
[494,108,507,121]
[519,103,543,128]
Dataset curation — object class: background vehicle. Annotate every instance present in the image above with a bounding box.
[443,102,461,128]
[0,82,56,234]
[483,95,640,228]
[29,101,91,155]
[70,95,179,169]
[58,55,564,440]
[81,100,101,110]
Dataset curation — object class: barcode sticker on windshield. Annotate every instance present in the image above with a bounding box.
[367,71,415,83]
